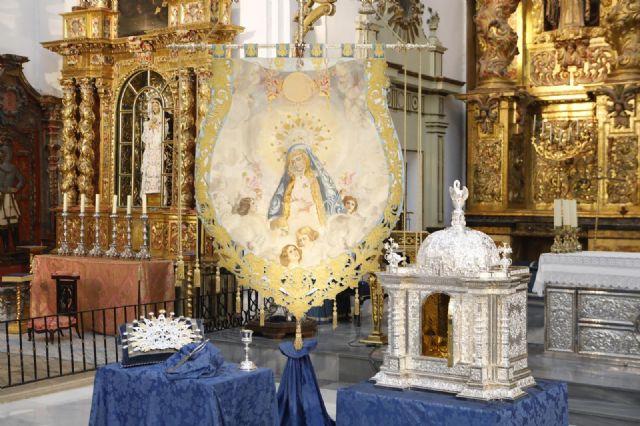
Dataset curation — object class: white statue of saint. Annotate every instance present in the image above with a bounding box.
[140,98,163,195]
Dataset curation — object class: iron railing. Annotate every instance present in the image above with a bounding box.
[0,269,259,388]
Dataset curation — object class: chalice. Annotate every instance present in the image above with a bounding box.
[239,329,257,371]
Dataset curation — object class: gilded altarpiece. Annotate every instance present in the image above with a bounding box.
[43,0,243,260]
[462,0,640,256]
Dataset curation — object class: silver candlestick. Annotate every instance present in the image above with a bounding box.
[73,212,88,256]
[89,210,104,257]
[105,213,119,258]
[120,214,135,259]
[239,329,257,371]
[136,214,151,260]
[58,212,72,256]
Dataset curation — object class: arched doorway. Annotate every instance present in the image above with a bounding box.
[421,293,451,358]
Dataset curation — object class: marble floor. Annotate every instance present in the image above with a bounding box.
[1,298,640,425]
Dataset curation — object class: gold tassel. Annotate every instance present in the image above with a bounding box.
[235,285,241,314]
[294,320,303,351]
[333,298,337,330]
[193,263,201,289]
[260,306,265,327]
[354,287,360,316]
[215,267,221,294]
[176,259,185,280]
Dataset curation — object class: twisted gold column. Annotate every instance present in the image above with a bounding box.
[196,68,212,130]
[78,78,96,199]
[60,78,79,205]
[96,79,113,200]
[178,69,195,208]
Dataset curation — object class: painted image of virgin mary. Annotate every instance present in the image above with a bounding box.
[268,144,344,234]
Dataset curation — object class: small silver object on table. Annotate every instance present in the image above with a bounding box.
[73,211,88,256]
[136,214,151,260]
[239,329,257,371]
[58,211,72,256]
[105,213,119,258]
[89,210,104,257]
[120,214,135,259]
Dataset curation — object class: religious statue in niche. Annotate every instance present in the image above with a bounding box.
[118,0,168,37]
[0,142,24,252]
[140,98,165,195]
[544,0,600,31]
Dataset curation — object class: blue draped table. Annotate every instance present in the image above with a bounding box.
[336,379,568,426]
[89,362,278,426]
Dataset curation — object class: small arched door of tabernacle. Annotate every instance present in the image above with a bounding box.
[422,292,452,365]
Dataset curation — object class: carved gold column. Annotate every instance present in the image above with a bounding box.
[178,69,195,208]
[604,1,640,83]
[60,78,79,205]
[78,77,96,199]
[474,0,520,89]
[196,68,212,130]
[96,79,113,201]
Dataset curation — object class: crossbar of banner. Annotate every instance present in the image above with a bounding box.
[166,43,436,51]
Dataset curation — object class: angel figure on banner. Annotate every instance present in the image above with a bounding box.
[268,144,344,236]
[140,97,165,195]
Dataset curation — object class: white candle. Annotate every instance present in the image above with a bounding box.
[562,200,571,227]
[112,195,118,215]
[95,194,100,212]
[63,193,68,213]
[571,200,578,227]
[142,194,147,215]
[127,195,132,215]
[533,114,537,133]
[80,194,86,214]
[553,199,561,227]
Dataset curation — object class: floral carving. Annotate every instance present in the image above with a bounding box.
[547,291,574,351]
[596,84,638,129]
[375,0,425,43]
[474,0,521,87]
[604,0,640,81]
[580,328,640,356]
[607,136,638,204]
[473,138,502,203]
[530,43,613,87]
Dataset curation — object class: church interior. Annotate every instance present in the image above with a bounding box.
[0,1,639,425]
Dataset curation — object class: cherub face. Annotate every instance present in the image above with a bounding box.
[297,234,311,248]
[345,199,356,214]
[287,245,300,263]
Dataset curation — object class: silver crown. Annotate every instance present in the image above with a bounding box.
[125,310,202,353]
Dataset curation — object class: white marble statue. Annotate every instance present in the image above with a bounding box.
[140,98,163,195]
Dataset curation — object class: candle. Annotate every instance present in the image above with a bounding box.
[562,200,571,227]
[95,194,100,212]
[80,194,86,214]
[142,194,147,215]
[112,195,118,215]
[553,199,561,227]
[127,195,132,215]
[63,193,68,213]
[533,114,537,134]
[571,200,578,227]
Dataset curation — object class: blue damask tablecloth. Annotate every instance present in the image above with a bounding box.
[89,361,278,426]
[336,379,568,426]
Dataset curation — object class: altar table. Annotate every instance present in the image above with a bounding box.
[30,255,174,334]
[336,379,568,426]
[533,252,640,361]
[89,362,278,426]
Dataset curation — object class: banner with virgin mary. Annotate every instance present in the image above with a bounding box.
[195,47,403,325]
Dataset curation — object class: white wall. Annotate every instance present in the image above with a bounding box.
[0,0,75,96]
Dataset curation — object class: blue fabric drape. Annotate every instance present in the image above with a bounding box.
[89,347,278,426]
[336,379,568,426]
[277,339,335,426]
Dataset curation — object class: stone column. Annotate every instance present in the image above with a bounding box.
[60,78,79,205]
[78,77,96,200]
[178,69,195,208]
